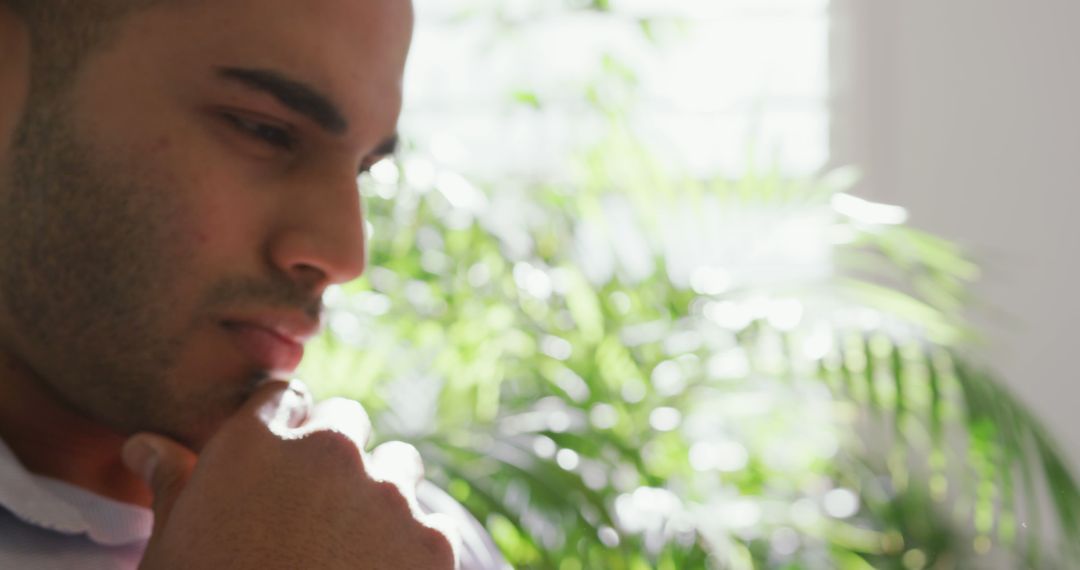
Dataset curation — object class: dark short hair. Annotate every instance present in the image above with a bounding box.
[5,0,164,97]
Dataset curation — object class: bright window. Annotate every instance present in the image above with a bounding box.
[403,0,831,180]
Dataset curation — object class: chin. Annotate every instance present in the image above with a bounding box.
[191,371,272,450]
[139,396,242,452]
[171,412,244,452]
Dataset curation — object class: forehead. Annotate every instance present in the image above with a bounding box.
[121,0,414,138]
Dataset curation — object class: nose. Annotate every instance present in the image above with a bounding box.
[267,174,367,293]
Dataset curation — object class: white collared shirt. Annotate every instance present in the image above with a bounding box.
[0,438,508,569]
[0,438,151,569]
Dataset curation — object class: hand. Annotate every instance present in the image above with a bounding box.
[121,380,458,570]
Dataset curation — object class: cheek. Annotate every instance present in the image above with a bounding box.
[0,27,30,171]
[145,136,262,257]
[133,110,274,279]
[175,172,270,271]
[151,134,173,153]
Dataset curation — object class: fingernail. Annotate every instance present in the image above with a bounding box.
[284,379,313,427]
[261,380,312,431]
[122,438,159,483]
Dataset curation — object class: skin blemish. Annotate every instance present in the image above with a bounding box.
[152,135,172,153]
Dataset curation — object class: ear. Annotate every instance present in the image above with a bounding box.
[0,4,30,166]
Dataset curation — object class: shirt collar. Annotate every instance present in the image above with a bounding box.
[0,437,152,546]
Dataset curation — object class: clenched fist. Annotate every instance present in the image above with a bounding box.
[121,380,458,570]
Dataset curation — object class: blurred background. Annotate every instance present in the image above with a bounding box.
[302,0,1080,568]
[832,0,1080,474]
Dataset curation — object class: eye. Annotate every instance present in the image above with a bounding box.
[224,113,296,151]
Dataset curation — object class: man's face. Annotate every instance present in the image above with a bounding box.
[0,0,413,448]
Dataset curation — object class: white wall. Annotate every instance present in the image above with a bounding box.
[833,0,1080,470]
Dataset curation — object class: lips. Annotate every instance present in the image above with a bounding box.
[222,321,306,373]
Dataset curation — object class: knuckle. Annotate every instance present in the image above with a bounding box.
[321,398,372,427]
[304,398,373,447]
[370,441,425,482]
[415,524,456,568]
[371,479,412,512]
[375,440,421,459]
[293,429,365,469]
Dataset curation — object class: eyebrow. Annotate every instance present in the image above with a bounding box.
[217,66,349,135]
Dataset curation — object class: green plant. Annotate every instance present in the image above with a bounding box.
[298,3,1080,568]
[299,131,1079,567]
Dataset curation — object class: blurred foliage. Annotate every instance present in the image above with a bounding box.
[301,2,1080,568]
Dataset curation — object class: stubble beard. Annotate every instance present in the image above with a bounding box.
[0,92,325,449]
[0,95,228,447]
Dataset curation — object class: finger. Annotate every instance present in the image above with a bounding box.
[121,433,197,536]
[295,397,373,449]
[233,378,312,435]
[370,441,425,504]
[420,512,462,570]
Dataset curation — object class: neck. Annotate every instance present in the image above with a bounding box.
[0,350,153,508]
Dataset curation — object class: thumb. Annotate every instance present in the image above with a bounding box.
[122,433,197,534]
